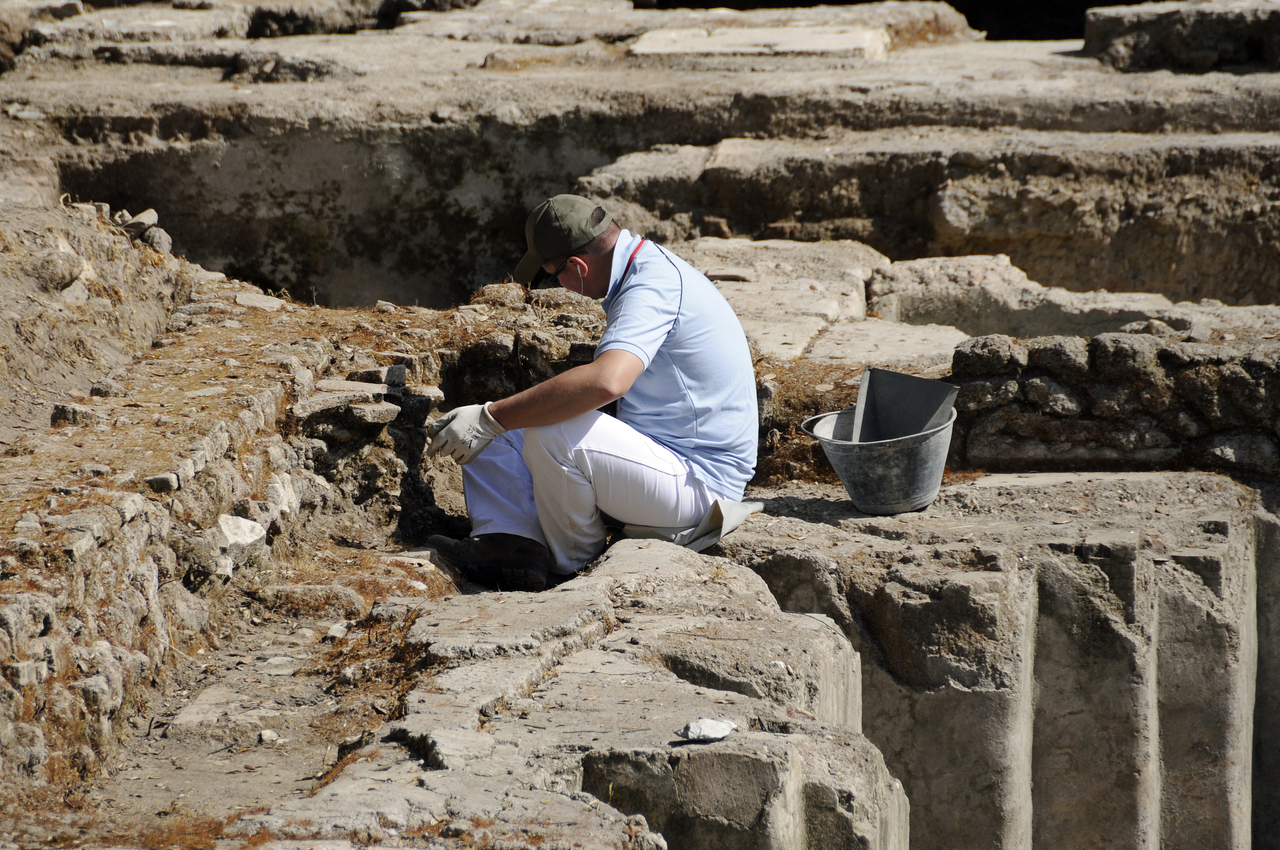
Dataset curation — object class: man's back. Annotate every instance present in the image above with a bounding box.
[598,231,758,500]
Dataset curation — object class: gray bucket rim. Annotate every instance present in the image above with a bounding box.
[800,406,958,447]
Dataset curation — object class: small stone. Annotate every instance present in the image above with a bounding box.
[375,300,397,312]
[139,227,173,254]
[677,718,738,742]
[77,463,111,477]
[145,473,180,493]
[51,403,104,427]
[123,208,159,236]
[236,292,285,312]
[326,622,350,641]
[259,729,281,744]
[348,402,401,424]
[90,378,127,397]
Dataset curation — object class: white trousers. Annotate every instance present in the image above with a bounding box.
[462,411,718,574]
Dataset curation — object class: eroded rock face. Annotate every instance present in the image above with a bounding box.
[722,472,1263,850]
[1086,0,1280,72]
[578,132,1280,305]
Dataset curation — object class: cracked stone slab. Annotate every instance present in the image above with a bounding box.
[630,25,891,59]
[401,584,616,663]
[805,317,969,371]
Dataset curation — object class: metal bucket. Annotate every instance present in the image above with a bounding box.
[801,405,957,516]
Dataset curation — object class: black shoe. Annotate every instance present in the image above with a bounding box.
[427,533,553,592]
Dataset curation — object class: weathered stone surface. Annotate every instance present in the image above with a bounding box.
[950,332,1280,476]
[952,334,1028,378]
[868,254,1181,337]
[235,291,285,312]
[806,317,969,372]
[631,25,891,59]
[253,584,367,620]
[723,472,1261,850]
[210,514,267,571]
[291,389,376,420]
[313,379,387,396]
[1086,0,1280,72]
[346,401,400,424]
[347,364,406,386]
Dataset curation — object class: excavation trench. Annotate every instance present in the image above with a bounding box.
[57,120,1280,308]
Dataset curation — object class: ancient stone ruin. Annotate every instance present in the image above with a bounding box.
[1,0,1279,847]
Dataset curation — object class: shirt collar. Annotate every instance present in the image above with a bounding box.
[605,229,641,299]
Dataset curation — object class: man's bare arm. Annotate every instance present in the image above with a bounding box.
[487,349,645,430]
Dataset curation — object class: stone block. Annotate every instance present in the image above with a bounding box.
[1027,336,1090,384]
[1085,0,1280,72]
[955,378,1020,414]
[952,335,1028,378]
[348,364,407,386]
[1033,557,1159,850]
[1090,332,1163,383]
[1157,545,1255,850]
[235,291,285,312]
[50,402,104,427]
[209,514,266,569]
[145,472,179,493]
[175,457,196,489]
[1023,375,1084,416]
[314,379,388,396]
[381,350,427,381]
[348,401,401,424]
[292,390,377,420]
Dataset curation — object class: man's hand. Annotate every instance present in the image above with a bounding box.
[426,403,507,465]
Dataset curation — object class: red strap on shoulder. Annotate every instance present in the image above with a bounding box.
[621,238,646,280]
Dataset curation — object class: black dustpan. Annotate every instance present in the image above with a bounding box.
[851,368,959,443]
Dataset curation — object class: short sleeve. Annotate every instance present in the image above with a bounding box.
[596,266,680,368]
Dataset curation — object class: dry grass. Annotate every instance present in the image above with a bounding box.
[33,803,267,850]
[312,745,380,790]
[270,539,458,605]
[942,466,987,486]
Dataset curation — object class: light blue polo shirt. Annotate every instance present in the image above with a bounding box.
[597,230,758,500]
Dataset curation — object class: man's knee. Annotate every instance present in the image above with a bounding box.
[523,413,599,465]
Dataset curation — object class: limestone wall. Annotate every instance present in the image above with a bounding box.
[948,331,1280,478]
[722,473,1267,850]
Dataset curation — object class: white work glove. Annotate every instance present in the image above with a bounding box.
[426,402,507,465]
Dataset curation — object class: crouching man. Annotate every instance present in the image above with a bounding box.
[426,195,758,591]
